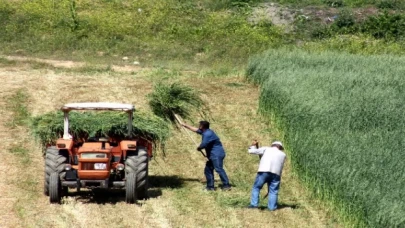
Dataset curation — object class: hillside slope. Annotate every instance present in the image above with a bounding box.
[0,58,340,228]
[1,0,405,70]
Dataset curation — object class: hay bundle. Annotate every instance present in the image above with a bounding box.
[30,111,170,150]
[148,82,209,124]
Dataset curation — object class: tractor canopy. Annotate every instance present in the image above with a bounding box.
[61,102,135,112]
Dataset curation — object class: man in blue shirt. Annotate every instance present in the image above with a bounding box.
[182,121,231,191]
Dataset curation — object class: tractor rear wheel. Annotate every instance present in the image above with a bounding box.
[125,173,137,203]
[44,147,67,196]
[49,172,61,203]
[125,147,149,200]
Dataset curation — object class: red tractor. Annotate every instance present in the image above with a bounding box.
[44,103,152,204]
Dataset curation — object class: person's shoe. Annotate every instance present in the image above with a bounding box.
[203,187,215,192]
[247,205,258,209]
[221,186,232,191]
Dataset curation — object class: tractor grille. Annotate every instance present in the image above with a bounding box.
[81,153,106,158]
[81,162,107,170]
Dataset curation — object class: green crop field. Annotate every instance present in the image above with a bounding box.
[246,49,405,227]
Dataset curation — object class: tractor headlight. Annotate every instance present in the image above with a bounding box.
[65,164,72,171]
[116,164,125,171]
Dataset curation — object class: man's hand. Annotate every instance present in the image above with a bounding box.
[197,147,202,151]
[181,122,199,132]
[252,140,259,147]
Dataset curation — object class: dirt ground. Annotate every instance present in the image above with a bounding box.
[0,57,340,228]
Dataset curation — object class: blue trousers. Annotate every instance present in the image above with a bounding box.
[204,155,230,189]
[250,172,281,211]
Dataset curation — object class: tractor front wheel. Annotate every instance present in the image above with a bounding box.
[125,173,137,203]
[49,172,61,204]
[125,147,149,200]
[44,147,67,196]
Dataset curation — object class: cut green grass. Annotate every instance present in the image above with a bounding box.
[5,89,30,128]
[8,146,31,164]
[30,111,171,152]
[0,57,17,66]
[148,82,210,125]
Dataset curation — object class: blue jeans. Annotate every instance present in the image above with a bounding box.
[250,172,280,211]
[204,155,230,189]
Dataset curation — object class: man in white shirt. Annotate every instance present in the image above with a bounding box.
[247,140,286,211]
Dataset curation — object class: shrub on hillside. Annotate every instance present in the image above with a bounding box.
[333,9,356,29]
[361,11,405,40]
[323,0,345,7]
[377,0,404,9]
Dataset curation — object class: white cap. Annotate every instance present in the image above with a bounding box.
[271,141,283,147]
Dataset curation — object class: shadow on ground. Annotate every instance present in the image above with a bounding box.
[258,203,300,210]
[65,175,200,205]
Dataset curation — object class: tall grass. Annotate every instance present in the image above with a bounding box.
[6,89,30,127]
[246,49,405,227]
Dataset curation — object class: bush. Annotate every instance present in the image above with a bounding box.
[377,0,404,9]
[333,9,355,29]
[323,0,345,7]
[246,49,405,227]
[362,11,405,41]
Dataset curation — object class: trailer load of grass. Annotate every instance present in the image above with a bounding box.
[30,111,170,151]
[246,49,405,227]
[148,82,209,125]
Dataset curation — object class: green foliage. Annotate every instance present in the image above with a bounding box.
[0,57,17,66]
[30,111,170,151]
[334,9,355,29]
[362,11,405,40]
[201,0,262,10]
[246,49,405,227]
[9,146,31,164]
[148,82,210,124]
[377,0,405,9]
[302,35,405,55]
[2,0,404,68]
[270,0,405,8]
[323,0,345,7]
[0,0,283,67]
[297,9,405,44]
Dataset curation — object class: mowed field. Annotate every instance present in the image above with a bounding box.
[0,58,339,228]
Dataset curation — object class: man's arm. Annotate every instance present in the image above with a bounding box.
[248,140,266,155]
[197,133,211,151]
[181,123,199,132]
